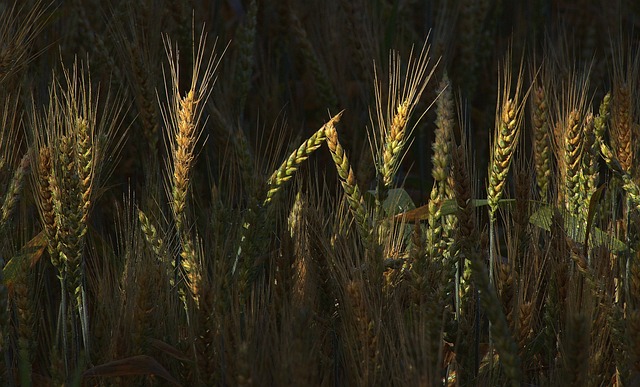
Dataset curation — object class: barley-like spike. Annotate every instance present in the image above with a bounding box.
[488,54,527,220]
[497,261,516,329]
[36,149,59,272]
[425,185,444,259]
[516,301,534,357]
[581,113,599,208]
[171,89,197,232]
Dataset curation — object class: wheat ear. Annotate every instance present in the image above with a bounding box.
[161,32,222,307]
[374,40,437,189]
[0,152,29,232]
[162,31,222,234]
[325,113,370,240]
[264,113,342,206]
[488,57,526,288]
[610,42,639,175]
[532,83,551,202]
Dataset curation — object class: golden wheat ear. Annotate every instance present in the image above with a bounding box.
[160,28,224,309]
[161,29,224,234]
[371,38,438,191]
[26,55,128,372]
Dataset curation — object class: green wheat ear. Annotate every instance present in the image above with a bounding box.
[325,112,371,241]
[264,112,343,206]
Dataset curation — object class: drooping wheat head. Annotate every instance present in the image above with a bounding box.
[325,113,370,240]
[264,114,341,206]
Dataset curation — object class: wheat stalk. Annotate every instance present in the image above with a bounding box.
[453,140,522,385]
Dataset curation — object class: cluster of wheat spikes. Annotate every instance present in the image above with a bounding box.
[2,0,640,386]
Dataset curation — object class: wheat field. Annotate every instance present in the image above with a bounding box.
[1,0,640,386]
